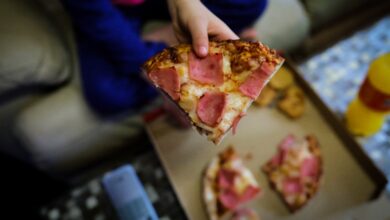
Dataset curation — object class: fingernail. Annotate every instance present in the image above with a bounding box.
[199,46,208,56]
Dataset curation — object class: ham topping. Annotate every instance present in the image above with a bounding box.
[196,92,227,127]
[239,62,275,99]
[217,168,260,210]
[148,67,180,100]
[300,156,320,179]
[283,177,303,194]
[188,52,224,86]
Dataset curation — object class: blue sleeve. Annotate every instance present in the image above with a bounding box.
[205,0,268,34]
[62,0,166,75]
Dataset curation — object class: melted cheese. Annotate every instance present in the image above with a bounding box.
[219,110,237,131]
[175,51,268,143]
[176,64,189,84]
[223,55,232,74]
[296,141,311,161]
[224,157,259,195]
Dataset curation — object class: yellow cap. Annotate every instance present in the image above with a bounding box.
[368,53,390,94]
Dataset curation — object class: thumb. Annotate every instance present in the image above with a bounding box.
[189,20,209,57]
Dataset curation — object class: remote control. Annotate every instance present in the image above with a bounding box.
[102,165,158,220]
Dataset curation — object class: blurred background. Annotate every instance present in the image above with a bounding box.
[0,0,389,219]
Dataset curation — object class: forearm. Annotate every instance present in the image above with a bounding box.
[63,0,166,74]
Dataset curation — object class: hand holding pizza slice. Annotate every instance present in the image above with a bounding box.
[143,40,284,144]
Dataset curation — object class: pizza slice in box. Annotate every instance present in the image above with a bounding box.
[203,147,261,220]
[143,40,284,144]
[262,134,322,212]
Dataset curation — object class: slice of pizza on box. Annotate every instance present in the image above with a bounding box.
[262,134,323,212]
[143,40,284,144]
[203,147,261,220]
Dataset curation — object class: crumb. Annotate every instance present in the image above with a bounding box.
[244,152,253,160]
[269,67,294,90]
[278,86,305,118]
[255,85,277,107]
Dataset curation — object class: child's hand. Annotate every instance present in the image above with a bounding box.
[167,0,239,57]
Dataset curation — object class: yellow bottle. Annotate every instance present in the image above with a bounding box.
[346,53,390,136]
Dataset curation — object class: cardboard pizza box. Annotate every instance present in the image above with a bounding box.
[145,61,387,220]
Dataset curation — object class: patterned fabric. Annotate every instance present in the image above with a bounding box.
[299,16,390,182]
[41,152,187,220]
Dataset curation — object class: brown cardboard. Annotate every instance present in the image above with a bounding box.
[145,64,386,219]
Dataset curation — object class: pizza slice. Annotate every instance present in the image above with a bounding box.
[203,147,261,220]
[143,40,284,144]
[262,134,322,212]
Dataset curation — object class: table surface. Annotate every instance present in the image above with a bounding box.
[298,15,390,220]
[41,16,390,220]
[299,16,390,186]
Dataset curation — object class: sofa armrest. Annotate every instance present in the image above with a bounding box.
[0,0,75,96]
[14,84,144,174]
[35,0,82,86]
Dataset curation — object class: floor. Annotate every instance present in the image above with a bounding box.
[40,132,187,220]
[0,151,69,219]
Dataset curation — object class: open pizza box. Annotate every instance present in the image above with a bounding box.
[145,60,387,219]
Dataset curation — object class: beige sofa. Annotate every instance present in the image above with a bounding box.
[0,0,145,174]
[0,0,388,176]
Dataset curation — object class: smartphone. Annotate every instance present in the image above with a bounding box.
[102,165,158,220]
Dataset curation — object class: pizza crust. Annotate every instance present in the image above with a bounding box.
[203,157,222,220]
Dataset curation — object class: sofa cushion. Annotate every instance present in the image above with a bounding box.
[0,0,70,96]
[15,85,144,173]
[302,0,382,30]
[254,0,310,51]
